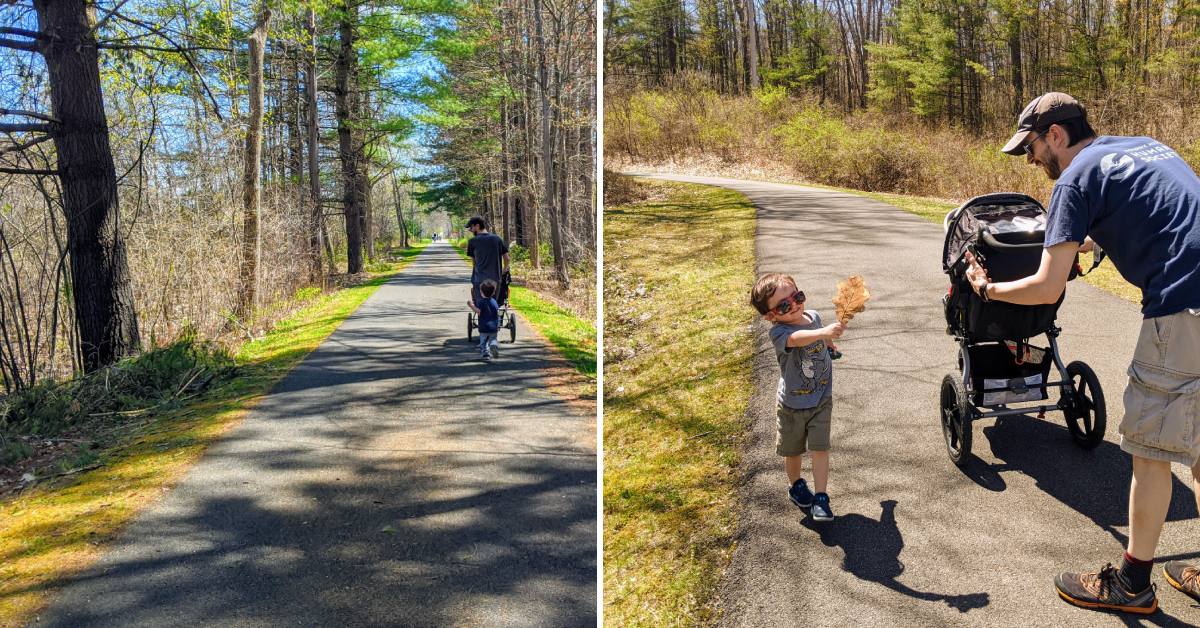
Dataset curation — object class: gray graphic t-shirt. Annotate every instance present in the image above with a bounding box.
[768,310,833,410]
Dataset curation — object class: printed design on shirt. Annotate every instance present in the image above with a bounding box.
[1100,152,1136,181]
[790,343,829,397]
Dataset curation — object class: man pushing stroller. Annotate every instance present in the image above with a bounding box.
[466,216,509,302]
[968,92,1200,615]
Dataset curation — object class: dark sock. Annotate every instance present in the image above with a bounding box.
[1119,552,1153,591]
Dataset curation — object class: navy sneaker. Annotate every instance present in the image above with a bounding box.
[789,478,814,508]
[811,493,834,521]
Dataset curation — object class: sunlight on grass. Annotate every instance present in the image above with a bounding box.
[0,242,427,625]
[508,286,596,378]
[604,176,755,626]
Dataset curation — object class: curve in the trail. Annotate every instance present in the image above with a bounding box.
[629,173,1200,627]
[37,242,596,627]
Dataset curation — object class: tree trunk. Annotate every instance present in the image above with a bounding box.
[1007,16,1024,114]
[744,0,761,89]
[336,3,363,274]
[391,173,409,248]
[521,13,541,269]
[33,0,140,372]
[533,0,569,288]
[238,7,271,319]
[306,6,326,281]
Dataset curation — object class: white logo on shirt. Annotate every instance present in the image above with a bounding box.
[1100,153,1136,180]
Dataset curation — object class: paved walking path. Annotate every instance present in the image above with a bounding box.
[37,242,596,627]
[632,173,1200,627]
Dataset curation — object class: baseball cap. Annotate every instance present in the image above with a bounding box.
[1001,92,1087,155]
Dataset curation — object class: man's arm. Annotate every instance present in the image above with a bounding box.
[966,241,1078,305]
[502,252,510,273]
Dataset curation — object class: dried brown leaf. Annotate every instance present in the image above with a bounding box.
[833,275,871,324]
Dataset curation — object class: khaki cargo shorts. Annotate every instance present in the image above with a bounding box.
[776,396,832,456]
[1120,309,1200,467]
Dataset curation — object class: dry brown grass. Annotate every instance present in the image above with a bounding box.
[605,86,1200,207]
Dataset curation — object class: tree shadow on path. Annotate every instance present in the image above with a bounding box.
[801,500,990,613]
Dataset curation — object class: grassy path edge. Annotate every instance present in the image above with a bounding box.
[0,243,428,625]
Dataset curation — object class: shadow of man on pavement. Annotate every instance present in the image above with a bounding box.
[801,500,990,613]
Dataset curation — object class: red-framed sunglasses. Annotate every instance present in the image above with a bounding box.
[771,290,805,315]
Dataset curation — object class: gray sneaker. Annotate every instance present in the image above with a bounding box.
[1164,561,1200,603]
[811,493,834,521]
[490,342,499,358]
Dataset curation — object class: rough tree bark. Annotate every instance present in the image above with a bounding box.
[32,0,140,372]
[238,7,272,319]
[533,0,569,288]
[305,5,327,281]
[391,173,409,248]
[336,2,364,274]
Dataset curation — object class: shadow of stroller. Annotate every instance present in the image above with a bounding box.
[982,415,1198,554]
[801,500,990,613]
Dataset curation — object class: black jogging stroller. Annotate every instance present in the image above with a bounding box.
[939,193,1106,466]
[467,270,517,343]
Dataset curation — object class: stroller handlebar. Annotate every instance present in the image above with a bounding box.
[978,230,1045,251]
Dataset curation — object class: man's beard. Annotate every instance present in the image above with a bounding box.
[1043,154,1063,179]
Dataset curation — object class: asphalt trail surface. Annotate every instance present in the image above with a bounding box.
[631,173,1200,627]
[36,242,596,627]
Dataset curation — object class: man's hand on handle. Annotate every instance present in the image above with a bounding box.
[964,251,991,298]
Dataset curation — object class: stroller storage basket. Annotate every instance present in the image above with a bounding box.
[967,342,1052,406]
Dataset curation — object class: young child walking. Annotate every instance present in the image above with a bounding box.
[469,279,500,362]
[751,273,845,521]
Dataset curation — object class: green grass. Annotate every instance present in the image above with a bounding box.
[0,241,427,625]
[604,176,756,626]
[508,287,596,378]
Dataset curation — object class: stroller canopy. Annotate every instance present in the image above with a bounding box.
[943,193,1047,273]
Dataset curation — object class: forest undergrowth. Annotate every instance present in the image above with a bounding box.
[605,84,1200,205]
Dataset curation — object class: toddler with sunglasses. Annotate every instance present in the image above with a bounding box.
[751,272,845,521]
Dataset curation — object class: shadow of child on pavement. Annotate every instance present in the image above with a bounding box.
[801,500,990,613]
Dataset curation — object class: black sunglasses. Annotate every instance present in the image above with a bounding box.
[771,290,806,315]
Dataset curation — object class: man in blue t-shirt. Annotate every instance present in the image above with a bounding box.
[965,92,1200,615]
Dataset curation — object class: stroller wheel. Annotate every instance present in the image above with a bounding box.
[507,313,516,343]
[1061,361,1106,449]
[467,312,475,342]
[940,374,973,466]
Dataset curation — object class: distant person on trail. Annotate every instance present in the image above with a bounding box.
[965,91,1200,615]
[465,216,509,302]
[469,279,500,362]
[751,272,845,522]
